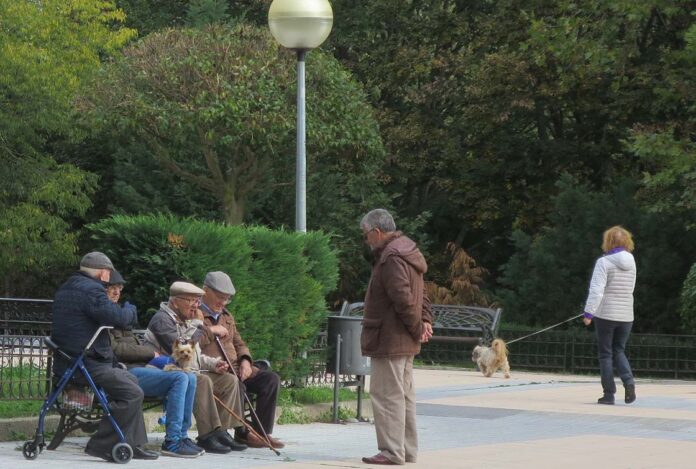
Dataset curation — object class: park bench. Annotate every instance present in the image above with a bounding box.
[0,298,264,449]
[339,301,503,346]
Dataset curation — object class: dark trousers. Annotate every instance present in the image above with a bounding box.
[84,359,147,452]
[240,369,280,434]
[594,317,635,396]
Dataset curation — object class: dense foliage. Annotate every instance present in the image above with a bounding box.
[4,0,695,335]
[87,214,338,379]
[499,176,696,333]
[80,23,388,303]
[0,0,134,296]
[680,264,696,333]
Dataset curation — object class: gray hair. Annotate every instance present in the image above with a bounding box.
[79,266,102,278]
[360,209,396,232]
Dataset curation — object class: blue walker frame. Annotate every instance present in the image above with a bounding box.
[22,326,133,464]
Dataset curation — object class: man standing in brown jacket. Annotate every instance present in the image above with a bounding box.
[197,271,285,449]
[360,209,433,466]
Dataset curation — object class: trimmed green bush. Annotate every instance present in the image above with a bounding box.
[86,214,339,379]
[680,263,696,333]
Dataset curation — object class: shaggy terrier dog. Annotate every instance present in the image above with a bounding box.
[472,338,510,378]
[164,339,195,372]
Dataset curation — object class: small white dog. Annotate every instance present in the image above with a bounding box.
[472,338,510,378]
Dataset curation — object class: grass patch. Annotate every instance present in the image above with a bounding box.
[0,401,44,419]
[317,406,356,423]
[279,386,363,405]
[277,407,313,425]
[276,386,367,425]
[0,364,49,401]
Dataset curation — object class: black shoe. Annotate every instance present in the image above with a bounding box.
[625,384,636,404]
[85,445,113,462]
[133,446,160,460]
[234,428,247,443]
[597,394,615,405]
[197,435,232,454]
[216,430,247,451]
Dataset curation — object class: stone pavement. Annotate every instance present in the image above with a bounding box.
[2,368,696,468]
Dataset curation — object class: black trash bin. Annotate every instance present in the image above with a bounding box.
[326,315,371,375]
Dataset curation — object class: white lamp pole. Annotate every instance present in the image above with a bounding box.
[268,0,333,232]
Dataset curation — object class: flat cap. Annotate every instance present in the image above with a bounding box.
[170,281,204,297]
[204,271,236,296]
[80,251,114,270]
[108,270,126,285]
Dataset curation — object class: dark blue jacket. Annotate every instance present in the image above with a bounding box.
[51,272,136,369]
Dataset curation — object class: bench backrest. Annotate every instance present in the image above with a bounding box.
[339,301,503,345]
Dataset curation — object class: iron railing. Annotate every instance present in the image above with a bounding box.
[0,335,52,400]
[418,327,696,380]
[5,298,696,401]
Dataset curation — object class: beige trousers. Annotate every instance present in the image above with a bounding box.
[193,371,243,438]
[370,355,417,465]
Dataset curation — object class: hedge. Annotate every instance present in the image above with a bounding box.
[86,214,339,379]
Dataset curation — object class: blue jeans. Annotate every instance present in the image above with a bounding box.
[129,367,196,441]
[594,317,635,396]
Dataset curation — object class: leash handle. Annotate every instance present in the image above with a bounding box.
[506,313,583,345]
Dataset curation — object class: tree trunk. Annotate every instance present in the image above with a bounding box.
[221,189,245,225]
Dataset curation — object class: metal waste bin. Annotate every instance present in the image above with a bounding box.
[326,315,371,375]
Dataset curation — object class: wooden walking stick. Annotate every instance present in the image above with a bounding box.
[214,336,278,454]
[212,394,281,456]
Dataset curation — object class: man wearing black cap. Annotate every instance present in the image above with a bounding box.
[198,271,285,449]
[51,252,159,461]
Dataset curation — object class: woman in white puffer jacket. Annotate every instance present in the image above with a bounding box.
[583,226,637,405]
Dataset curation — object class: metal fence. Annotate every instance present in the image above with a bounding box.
[418,327,696,380]
[0,298,52,336]
[0,335,52,400]
[5,296,696,402]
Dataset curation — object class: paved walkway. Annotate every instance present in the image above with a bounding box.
[3,368,696,468]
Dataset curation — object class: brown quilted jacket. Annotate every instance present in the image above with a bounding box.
[197,304,252,372]
[361,233,432,358]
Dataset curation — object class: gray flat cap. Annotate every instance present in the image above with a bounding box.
[204,271,236,296]
[170,281,204,297]
[80,251,114,270]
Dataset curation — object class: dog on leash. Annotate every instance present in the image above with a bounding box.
[163,338,195,372]
[472,338,510,378]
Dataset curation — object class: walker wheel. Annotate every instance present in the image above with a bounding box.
[111,442,132,464]
[22,441,39,460]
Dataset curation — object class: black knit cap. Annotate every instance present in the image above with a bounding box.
[107,270,126,285]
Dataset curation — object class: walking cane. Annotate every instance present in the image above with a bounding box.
[212,394,281,456]
[214,336,279,454]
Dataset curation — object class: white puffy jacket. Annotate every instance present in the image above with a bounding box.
[584,250,636,322]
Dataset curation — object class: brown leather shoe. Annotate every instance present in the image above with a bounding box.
[362,454,397,465]
[235,432,273,448]
[267,435,285,449]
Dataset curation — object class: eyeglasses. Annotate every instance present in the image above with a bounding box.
[176,297,201,306]
[363,228,377,240]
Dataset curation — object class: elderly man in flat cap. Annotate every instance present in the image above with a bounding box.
[197,271,285,449]
[106,272,202,458]
[51,252,159,462]
[144,281,248,454]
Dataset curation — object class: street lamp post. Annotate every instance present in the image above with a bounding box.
[268,0,333,233]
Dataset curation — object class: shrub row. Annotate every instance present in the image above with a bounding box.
[87,214,339,380]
